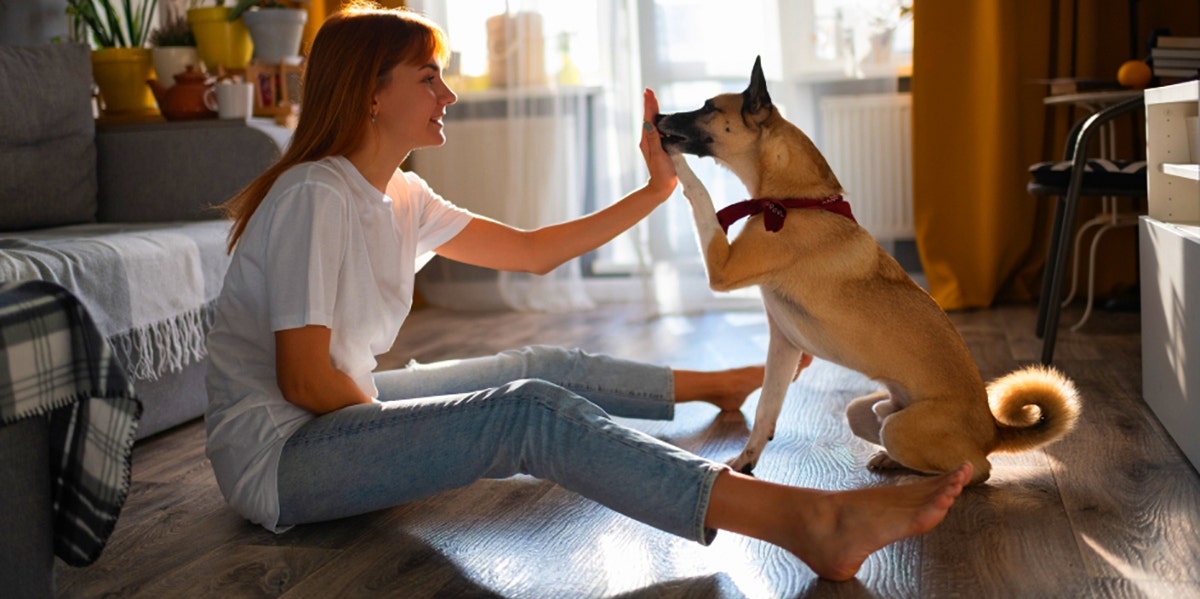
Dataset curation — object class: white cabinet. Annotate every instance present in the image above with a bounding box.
[1140,80,1200,470]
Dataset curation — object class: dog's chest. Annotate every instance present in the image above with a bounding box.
[760,289,824,350]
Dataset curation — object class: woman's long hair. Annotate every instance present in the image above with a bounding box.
[220,1,450,252]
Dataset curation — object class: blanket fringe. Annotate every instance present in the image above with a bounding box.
[109,302,217,381]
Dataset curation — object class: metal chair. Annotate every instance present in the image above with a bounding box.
[1027,94,1146,365]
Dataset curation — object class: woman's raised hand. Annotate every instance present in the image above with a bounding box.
[639,88,677,198]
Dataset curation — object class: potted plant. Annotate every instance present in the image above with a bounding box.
[66,0,161,118]
[863,0,913,65]
[149,2,202,85]
[229,0,309,65]
[188,0,253,72]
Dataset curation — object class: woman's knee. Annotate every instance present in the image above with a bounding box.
[501,345,586,378]
[500,377,599,420]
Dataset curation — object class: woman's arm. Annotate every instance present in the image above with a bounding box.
[275,325,374,415]
[433,89,676,274]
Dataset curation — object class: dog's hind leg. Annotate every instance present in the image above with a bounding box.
[846,389,892,445]
[846,391,912,472]
[877,402,993,484]
[727,313,803,475]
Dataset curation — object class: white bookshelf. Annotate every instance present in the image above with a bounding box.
[1140,80,1200,471]
[1145,80,1200,221]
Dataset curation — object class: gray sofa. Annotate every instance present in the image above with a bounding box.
[0,43,287,597]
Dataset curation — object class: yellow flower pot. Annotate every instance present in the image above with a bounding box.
[188,6,253,72]
[91,47,160,117]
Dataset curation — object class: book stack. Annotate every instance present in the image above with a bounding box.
[1151,36,1200,80]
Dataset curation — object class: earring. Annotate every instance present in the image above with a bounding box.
[370,112,377,124]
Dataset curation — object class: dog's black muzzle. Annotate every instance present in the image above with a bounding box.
[654,111,713,157]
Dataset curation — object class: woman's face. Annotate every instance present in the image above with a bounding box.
[372,58,457,151]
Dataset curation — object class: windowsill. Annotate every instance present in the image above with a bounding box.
[450,85,604,103]
[790,62,912,83]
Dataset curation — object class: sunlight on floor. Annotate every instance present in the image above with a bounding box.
[705,534,779,598]
[589,526,785,597]
[660,314,696,336]
[594,532,656,595]
[1081,533,1155,592]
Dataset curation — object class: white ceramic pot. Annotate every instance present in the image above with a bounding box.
[242,8,307,64]
[152,46,204,85]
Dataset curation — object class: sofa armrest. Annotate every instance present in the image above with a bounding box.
[95,119,289,223]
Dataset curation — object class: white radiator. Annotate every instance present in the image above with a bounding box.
[407,95,590,311]
[818,92,913,241]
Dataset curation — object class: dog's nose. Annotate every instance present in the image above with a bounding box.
[654,113,667,125]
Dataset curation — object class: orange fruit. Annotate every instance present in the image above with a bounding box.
[1117,59,1152,89]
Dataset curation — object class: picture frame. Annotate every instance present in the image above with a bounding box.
[246,60,303,118]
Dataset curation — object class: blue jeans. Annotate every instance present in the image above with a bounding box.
[276,345,726,544]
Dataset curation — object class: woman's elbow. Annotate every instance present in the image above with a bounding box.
[517,230,569,275]
[276,374,327,414]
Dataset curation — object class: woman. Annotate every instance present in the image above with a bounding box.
[205,2,971,583]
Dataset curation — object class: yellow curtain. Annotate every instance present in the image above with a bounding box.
[302,0,328,53]
[304,0,407,53]
[913,0,1199,311]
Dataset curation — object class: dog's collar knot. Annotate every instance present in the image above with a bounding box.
[716,196,855,233]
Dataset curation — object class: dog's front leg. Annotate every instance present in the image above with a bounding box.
[728,313,803,475]
[670,153,722,240]
[670,153,734,286]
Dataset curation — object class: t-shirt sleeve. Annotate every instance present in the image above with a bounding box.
[263,181,348,332]
[405,171,473,256]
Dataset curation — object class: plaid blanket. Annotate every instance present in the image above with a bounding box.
[0,279,141,567]
[0,220,230,381]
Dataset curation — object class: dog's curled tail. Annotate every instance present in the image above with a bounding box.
[988,364,1082,453]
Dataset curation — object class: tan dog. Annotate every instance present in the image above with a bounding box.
[654,58,1080,484]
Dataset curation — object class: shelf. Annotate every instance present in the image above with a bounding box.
[1145,80,1199,222]
[1163,162,1200,180]
[1141,79,1200,473]
[1139,217,1200,472]
[1146,80,1200,105]
[1043,89,1141,107]
[1163,220,1200,242]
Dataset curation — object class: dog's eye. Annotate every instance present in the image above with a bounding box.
[703,100,717,113]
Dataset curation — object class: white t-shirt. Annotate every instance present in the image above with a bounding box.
[204,155,472,532]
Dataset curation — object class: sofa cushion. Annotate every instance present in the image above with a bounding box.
[0,43,97,232]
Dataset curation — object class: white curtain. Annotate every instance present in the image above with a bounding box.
[408,0,642,312]
[407,0,911,314]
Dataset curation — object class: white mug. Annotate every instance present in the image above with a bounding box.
[204,81,254,121]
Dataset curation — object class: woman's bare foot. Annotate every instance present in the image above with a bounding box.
[706,462,972,581]
[781,463,972,580]
[673,366,764,411]
[674,355,814,412]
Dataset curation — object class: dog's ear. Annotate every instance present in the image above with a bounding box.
[741,56,772,119]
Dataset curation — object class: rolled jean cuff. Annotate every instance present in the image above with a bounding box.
[692,462,731,545]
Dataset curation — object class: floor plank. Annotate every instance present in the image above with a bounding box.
[54,301,1200,598]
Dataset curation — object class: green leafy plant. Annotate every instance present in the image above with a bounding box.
[65,0,161,48]
[149,14,196,47]
[228,0,309,22]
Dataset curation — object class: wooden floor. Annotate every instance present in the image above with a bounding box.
[55,300,1200,598]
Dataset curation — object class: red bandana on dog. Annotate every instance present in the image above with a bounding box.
[716,196,856,233]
